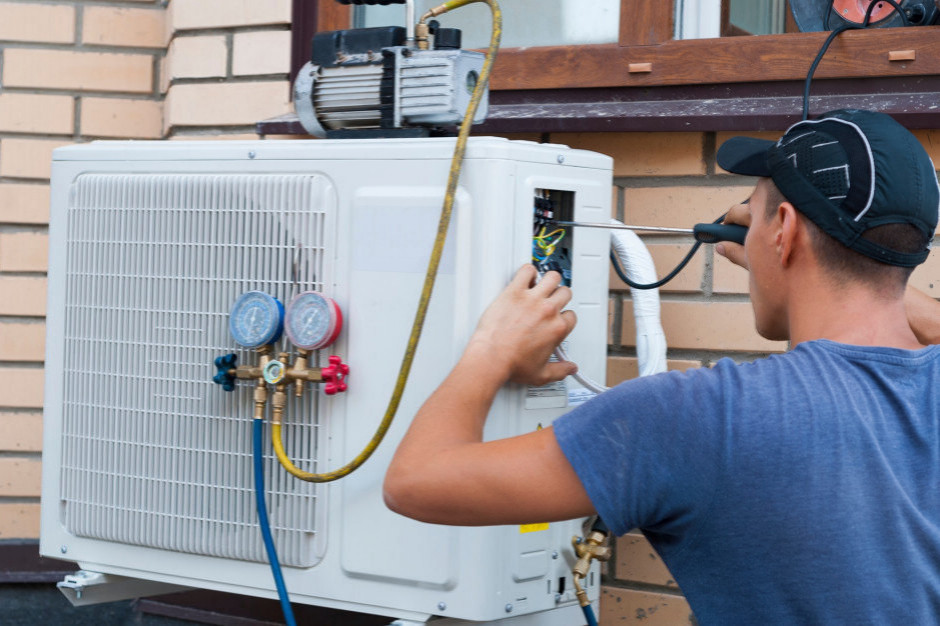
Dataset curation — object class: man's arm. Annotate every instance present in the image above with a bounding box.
[905,286,940,345]
[383,265,595,526]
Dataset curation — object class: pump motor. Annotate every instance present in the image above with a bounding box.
[293,0,488,138]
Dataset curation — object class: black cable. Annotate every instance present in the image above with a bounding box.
[805,0,910,120]
[610,215,724,291]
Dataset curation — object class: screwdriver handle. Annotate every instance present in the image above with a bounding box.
[693,223,747,245]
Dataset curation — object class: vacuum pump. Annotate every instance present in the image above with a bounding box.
[293,0,488,137]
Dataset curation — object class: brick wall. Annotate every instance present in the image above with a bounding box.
[0,0,166,540]
[163,0,292,138]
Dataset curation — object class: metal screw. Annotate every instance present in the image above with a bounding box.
[437,602,447,611]
[60,545,68,554]
[248,151,257,159]
[505,603,513,613]
[551,550,559,559]
[556,154,565,164]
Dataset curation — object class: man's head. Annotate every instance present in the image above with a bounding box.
[717,109,939,340]
[718,109,938,270]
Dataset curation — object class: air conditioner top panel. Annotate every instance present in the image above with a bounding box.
[52,136,612,170]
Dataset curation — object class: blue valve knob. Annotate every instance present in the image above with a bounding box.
[213,353,238,391]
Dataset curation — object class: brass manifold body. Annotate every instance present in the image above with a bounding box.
[222,345,349,423]
[571,529,612,608]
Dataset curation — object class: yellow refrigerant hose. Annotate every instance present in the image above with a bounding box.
[272,0,502,483]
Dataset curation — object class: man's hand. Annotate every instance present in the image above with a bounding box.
[466,264,578,387]
[715,199,751,269]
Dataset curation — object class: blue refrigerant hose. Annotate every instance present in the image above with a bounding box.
[582,603,599,626]
[253,417,298,626]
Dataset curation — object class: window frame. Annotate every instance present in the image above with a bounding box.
[274,0,940,134]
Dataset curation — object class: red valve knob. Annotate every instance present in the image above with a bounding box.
[321,355,349,395]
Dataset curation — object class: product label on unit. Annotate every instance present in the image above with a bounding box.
[568,387,596,406]
[525,380,567,409]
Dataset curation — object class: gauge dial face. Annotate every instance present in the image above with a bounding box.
[228,291,284,348]
[285,291,342,350]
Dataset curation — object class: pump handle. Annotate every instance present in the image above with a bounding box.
[335,0,406,4]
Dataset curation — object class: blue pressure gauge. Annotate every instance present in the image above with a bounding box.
[285,291,343,350]
[228,291,284,348]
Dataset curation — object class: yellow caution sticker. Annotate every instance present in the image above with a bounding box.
[519,523,550,534]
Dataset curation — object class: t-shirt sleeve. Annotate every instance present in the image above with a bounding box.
[553,363,733,539]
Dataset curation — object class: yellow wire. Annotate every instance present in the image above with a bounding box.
[273,0,503,483]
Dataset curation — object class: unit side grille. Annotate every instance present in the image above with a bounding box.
[59,173,335,567]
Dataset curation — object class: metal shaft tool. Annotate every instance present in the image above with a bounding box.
[550,221,747,245]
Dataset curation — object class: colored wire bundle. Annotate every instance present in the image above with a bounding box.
[532,227,566,262]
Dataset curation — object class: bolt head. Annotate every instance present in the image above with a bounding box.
[551,550,559,559]
[556,154,565,164]
[437,602,447,611]
[60,545,68,554]
[505,603,513,613]
[248,151,257,159]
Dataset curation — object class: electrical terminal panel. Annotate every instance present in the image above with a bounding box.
[532,189,575,286]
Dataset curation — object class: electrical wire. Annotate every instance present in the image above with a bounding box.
[804,0,909,120]
[609,214,726,290]
[253,418,297,626]
[271,0,502,483]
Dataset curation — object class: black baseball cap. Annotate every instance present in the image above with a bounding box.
[717,109,939,267]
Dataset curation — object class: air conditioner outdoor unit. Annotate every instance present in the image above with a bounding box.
[39,137,612,625]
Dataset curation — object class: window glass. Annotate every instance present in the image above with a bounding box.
[353,0,620,49]
[729,0,787,35]
[675,0,787,39]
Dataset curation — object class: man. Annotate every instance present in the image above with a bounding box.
[384,110,940,622]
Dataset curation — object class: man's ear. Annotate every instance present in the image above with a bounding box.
[777,202,799,268]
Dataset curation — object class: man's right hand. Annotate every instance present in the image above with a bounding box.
[715,199,751,269]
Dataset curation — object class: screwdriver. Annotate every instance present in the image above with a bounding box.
[550,221,747,245]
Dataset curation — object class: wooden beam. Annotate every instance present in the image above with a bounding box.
[488,27,940,91]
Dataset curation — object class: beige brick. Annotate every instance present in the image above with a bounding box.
[0,502,40,538]
[616,532,679,588]
[166,35,227,80]
[0,368,44,408]
[715,131,780,175]
[171,0,291,30]
[4,49,153,93]
[0,278,46,316]
[233,30,291,76]
[83,6,165,48]
[0,94,74,135]
[912,131,940,168]
[606,356,701,386]
[0,323,45,362]
[554,132,706,177]
[0,139,72,180]
[165,81,291,129]
[0,185,50,225]
[623,185,753,229]
[909,249,939,297]
[0,413,42,452]
[713,251,750,294]
[0,233,48,273]
[0,3,74,43]
[622,300,786,353]
[0,457,41,496]
[81,98,163,139]
[610,242,703,293]
[601,586,695,625]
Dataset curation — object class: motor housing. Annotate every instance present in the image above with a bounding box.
[293,26,487,137]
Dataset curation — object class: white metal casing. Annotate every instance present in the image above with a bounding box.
[40,137,612,623]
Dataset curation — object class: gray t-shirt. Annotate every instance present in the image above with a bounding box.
[554,340,940,624]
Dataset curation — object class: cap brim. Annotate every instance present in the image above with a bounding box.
[717,137,775,177]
